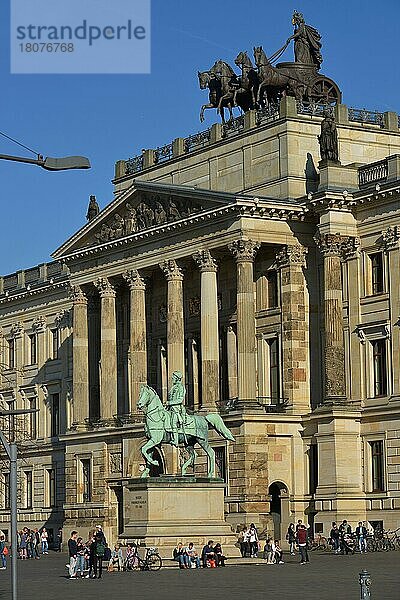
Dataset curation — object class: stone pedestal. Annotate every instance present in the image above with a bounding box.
[119,477,240,558]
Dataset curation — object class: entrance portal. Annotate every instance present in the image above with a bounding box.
[269,482,288,541]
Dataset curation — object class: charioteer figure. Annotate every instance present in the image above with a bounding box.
[167,371,187,447]
[287,10,323,69]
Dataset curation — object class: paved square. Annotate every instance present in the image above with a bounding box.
[0,550,399,599]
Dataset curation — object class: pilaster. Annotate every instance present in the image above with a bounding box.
[159,260,185,382]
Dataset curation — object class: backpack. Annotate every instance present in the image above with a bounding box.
[95,542,106,557]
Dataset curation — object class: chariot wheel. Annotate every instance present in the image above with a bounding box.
[310,76,342,105]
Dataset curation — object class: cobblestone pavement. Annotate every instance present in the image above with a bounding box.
[0,550,399,599]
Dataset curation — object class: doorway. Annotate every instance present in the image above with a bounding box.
[269,481,288,541]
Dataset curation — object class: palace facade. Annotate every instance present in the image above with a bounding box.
[1,97,400,544]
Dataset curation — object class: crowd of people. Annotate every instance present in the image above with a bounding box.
[0,526,63,570]
[173,540,225,568]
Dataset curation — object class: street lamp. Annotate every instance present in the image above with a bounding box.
[0,152,91,170]
[0,148,90,600]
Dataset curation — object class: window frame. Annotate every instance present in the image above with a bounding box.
[28,333,37,365]
[24,470,33,509]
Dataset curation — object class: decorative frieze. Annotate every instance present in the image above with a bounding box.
[95,277,116,298]
[276,244,307,268]
[192,249,218,272]
[160,259,184,281]
[229,239,260,262]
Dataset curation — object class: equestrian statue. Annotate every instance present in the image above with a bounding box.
[137,372,235,478]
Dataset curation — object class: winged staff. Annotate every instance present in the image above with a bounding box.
[198,11,341,123]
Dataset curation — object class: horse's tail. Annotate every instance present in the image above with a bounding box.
[205,413,235,442]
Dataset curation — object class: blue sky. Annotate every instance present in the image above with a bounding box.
[0,0,399,274]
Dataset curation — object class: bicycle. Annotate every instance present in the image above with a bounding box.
[125,546,162,571]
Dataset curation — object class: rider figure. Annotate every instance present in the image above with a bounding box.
[167,371,186,447]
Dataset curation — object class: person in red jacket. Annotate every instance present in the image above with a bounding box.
[296,524,309,564]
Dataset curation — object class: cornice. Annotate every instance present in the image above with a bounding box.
[0,280,69,305]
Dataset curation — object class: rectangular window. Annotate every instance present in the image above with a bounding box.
[8,339,15,369]
[267,271,278,308]
[372,339,387,397]
[268,338,280,402]
[24,471,33,509]
[47,468,56,507]
[309,444,318,495]
[29,398,37,439]
[214,446,227,483]
[51,393,60,437]
[3,473,10,509]
[81,459,92,502]
[29,333,37,365]
[51,329,60,360]
[371,253,384,295]
[370,441,384,492]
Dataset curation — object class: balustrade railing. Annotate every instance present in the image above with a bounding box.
[225,396,288,412]
[348,107,384,126]
[123,103,393,177]
[358,158,388,187]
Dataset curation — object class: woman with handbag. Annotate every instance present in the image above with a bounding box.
[286,523,296,555]
[0,535,7,569]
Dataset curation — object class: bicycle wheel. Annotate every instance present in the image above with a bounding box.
[147,553,162,571]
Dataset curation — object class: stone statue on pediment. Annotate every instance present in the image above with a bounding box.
[154,201,167,225]
[86,195,100,221]
[168,200,181,221]
[110,213,125,239]
[137,201,154,229]
[95,223,112,243]
[124,202,137,234]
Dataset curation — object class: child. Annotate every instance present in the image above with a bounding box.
[274,540,284,564]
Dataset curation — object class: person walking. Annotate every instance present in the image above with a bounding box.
[19,528,28,560]
[0,534,7,569]
[286,523,296,555]
[40,528,49,554]
[339,520,352,555]
[356,521,368,553]
[57,528,63,552]
[248,523,259,558]
[68,531,78,579]
[297,524,309,564]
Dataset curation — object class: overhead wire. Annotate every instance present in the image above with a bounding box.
[0,129,41,157]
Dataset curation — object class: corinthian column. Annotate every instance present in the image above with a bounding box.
[123,270,147,412]
[95,277,117,421]
[193,249,219,411]
[229,239,260,401]
[276,244,310,411]
[315,233,347,403]
[70,285,89,427]
[160,260,185,383]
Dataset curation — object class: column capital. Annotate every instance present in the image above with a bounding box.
[69,284,88,305]
[192,249,218,272]
[228,239,260,262]
[123,269,146,290]
[160,259,184,281]
[276,244,307,268]
[314,232,361,260]
[10,321,24,339]
[341,236,361,261]
[381,225,400,252]
[95,277,116,298]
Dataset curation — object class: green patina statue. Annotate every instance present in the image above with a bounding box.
[138,375,235,479]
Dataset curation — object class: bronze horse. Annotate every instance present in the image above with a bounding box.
[198,60,236,123]
[234,51,259,109]
[253,45,306,106]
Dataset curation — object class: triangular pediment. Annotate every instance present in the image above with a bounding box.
[52,181,236,260]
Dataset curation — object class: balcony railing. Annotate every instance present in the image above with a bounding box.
[358,158,388,188]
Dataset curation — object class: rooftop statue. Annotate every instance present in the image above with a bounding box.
[318,111,339,163]
[287,10,323,69]
[138,377,235,478]
[86,195,100,221]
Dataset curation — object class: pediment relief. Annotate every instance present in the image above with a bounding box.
[93,193,206,245]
